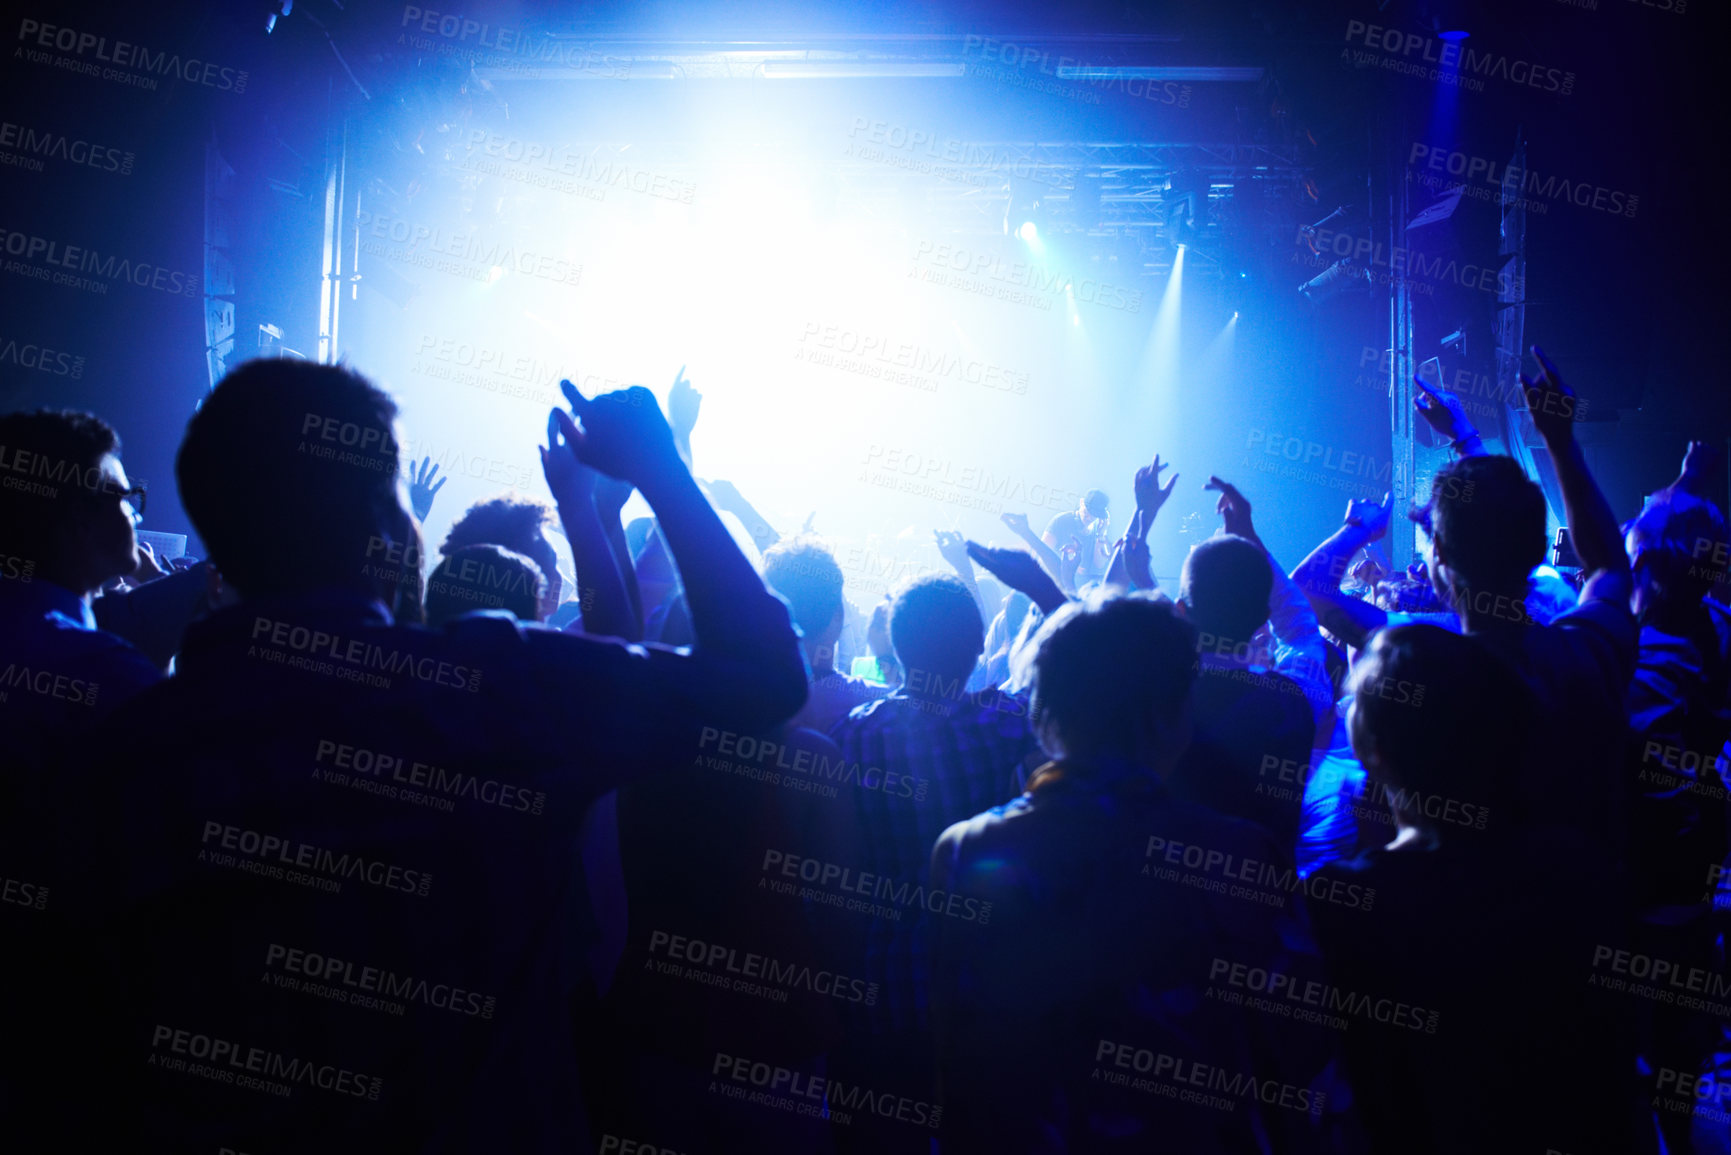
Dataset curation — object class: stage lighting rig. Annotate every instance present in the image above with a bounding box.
[1297,258,1371,304]
[1003,182,1045,241]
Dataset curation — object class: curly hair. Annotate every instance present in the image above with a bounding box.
[441,496,553,560]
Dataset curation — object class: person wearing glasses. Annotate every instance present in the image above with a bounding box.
[0,408,165,1136]
[0,408,163,736]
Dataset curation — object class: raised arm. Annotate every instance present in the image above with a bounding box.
[1120,454,1180,594]
[1656,439,1719,503]
[935,530,990,621]
[704,478,781,556]
[542,408,640,641]
[1001,511,1068,591]
[1414,376,1490,458]
[667,365,701,472]
[406,456,448,523]
[965,542,1068,617]
[1204,477,1333,705]
[1522,347,1630,606]
[1292,493,1394,650]
[553,384,806,725]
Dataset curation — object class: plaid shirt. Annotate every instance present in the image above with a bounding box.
[829,688,1036,1035]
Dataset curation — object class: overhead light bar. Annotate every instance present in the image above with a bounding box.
[762,61,966,78]
[473,61,678,80]
[1054,66,1263,82]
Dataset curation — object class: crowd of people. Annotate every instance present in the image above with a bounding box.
[2,347,1728,1153]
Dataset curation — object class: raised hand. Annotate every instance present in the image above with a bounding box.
[556,378,683,486]
[1678,440,1721,494]
[1134,454,1180,516]
[965,541,1066,614]
[1413,377,1477,445]
[1349,555,1388,588]
[934,529,973,574]
[1343,491,1394,540]
[1519,345,1583,446]
[406,455,447,522]
[541,408,597,509]
[1000,510,1034,538]
[1123,510,1155,589]
[1204,476,1256,542]
[668,365,702,439]
[129,540,171,585]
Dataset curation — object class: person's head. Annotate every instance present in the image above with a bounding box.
[1028,591,1196,770]
[1080,488,1110,530]
[442,495,562,619]
[423,543,546,628]
[0,409,141,596]
[1178,534,1273,646]
[179,359,411,602]
[762,536,846,668]
[1417,456,1547,612]
[1624,490,1730,615]
[889,574,983,697]
[1347,624,1533,834]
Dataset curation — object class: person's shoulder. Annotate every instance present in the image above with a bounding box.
[848,693,898,721]
[1164,793,1286,855]
[832,692,900,735]
[959,689,1032,734]
[1548,591,1636,648]
[28,617,164,698]
[936,793,1036,861]
[1193,663,1314,716]
[1316,845,1384,881]
[444,609,644,669]
[821,671,888,704]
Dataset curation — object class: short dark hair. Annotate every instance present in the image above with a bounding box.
[1426,455,1547,595]
[762,536,845,639]
[0,409,121,560]
[1082,488,1110,517]
[178,359,403,596]
[442,496,553,560]
[889,574,984,689]
[1180,534,1273,643]
[1625,490,1730,606]
[1028,591,1197,762]
[1348,624,1534,824]
[424,544,545,627]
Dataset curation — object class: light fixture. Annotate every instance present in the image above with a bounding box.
[1298,258,1371,303]
[762,62,966,79]
[1055,66,1263,83]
